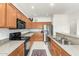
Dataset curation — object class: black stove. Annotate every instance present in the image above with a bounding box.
[9,32,30,56]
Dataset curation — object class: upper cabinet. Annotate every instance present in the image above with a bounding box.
[16,10,22,20]
[0,3,32,28]
[16,9,32,28]
[6,4,17,28]
[0,3,6,27]
[21,14,26,21]
[26,18,32,28]
[16,8,26,21]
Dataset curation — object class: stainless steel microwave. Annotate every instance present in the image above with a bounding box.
[17,18,26,29]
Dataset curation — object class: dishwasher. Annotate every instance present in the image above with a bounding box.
[21,36,30,56]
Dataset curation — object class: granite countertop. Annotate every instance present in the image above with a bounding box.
[56,32,79,39]
[22,32,34,37]
[48,35,79,56]
[29,41,51,56]
[0,30,33,56]
[0,40,24,56]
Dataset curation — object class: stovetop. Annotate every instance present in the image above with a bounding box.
[31,49,47,56]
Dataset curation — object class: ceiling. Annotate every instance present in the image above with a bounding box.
[13,3,79,17]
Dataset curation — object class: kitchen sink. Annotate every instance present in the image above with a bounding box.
[56,39,79,45]
[56,40,69,45]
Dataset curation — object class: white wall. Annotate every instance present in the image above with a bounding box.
[68,14,77,35]
[77,19,79,35]
[68,13,79,35]
[53,14,70,36]
[53,13,79,36]
[33,17,52,22]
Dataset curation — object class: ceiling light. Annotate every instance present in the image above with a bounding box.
[32,6,35,9]
[50,3,54,6]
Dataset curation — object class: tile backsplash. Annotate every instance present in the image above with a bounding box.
[0,28,42,40]
[0,28,10,40]
[0,28,29,40]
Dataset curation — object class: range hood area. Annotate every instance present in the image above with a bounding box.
[28,18,33,22]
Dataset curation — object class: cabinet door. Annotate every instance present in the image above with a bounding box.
[6,4,16,28]
[26,19,32,28]
[0,3,6,27]
[16,10,26,23]
[16,10,22,20]
[21,14,26,21]
[17,43,24,56]
[61,48,70,56]
[51,40,61,56]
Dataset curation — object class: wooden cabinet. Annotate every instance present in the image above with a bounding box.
[0,3,32,28]
[17,43,24,56]
[30,32,43,48]
[16,10,22,20]
[16,9,27,21]
[9,43,24,56]
[0,3,6,27]
[31,22,50,29]
[9,48,18,56]
[30,32,43,41]
[16,8,32,29]
[26,18,32,28]
[48,36,70,56]
[21,14,26,21]
[6,4,17,28]
[61,48,70,56]
[51,40,61,56]
[50,39,70,56]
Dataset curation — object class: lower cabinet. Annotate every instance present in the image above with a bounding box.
[51,40,61,56]
[50,39,70,56]
[29,32,43,48]
[9,43,24,56]
[61,49,70,56]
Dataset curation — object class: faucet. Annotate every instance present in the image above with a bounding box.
[61,38,65,45]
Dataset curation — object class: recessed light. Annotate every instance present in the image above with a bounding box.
[32,6,35,9]
[50,3,54,6]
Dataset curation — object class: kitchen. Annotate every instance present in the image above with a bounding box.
[0,3,79,56]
